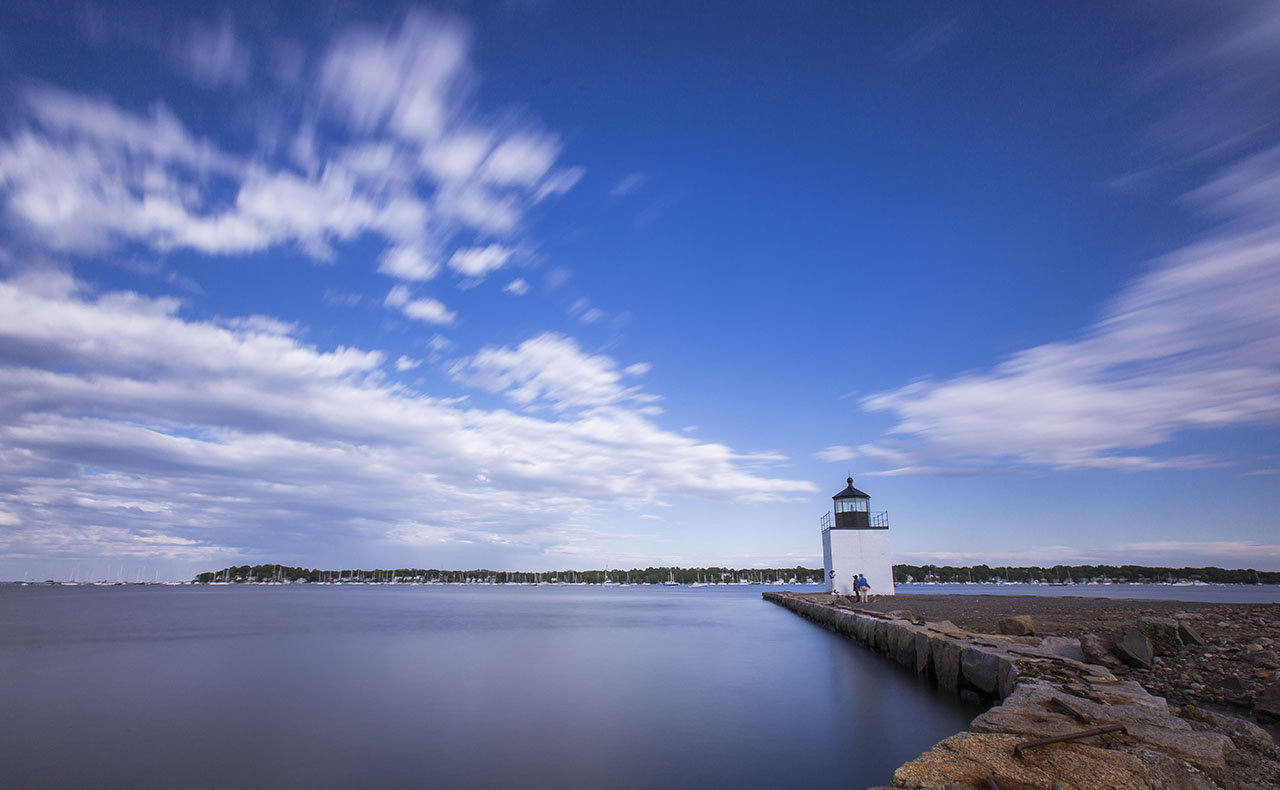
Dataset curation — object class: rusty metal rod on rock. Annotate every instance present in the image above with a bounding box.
[1012,724,1127,757]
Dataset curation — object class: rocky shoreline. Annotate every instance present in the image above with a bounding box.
[845,593,1280,729]
[764,591,1280,789]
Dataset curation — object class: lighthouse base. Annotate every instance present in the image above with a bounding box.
[822,528,893,597]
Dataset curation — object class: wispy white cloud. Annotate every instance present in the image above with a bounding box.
[174,17,252,86]
[813,445,857,463]
[322,288,362,307]
[568,297,607,324]
[318,12,469,141]
[1114,540,1280,563]
[899,539,1280,569]
[0,10,585,336]
[534,166,584,203]
[503,278,530,296]
[384,285,456,325]
[394,355,421,372]
[448,244,512,278]
[450,332,660,412]
[860,3,1280,476]
[610,172,648,197]
[479,133,559,187]
[864,157,1280,472]
[894,547,1103,567]
[0,276,813,561]
[867,466,1023,478]
[401,298,456,325]
[0,87,425,259]
[378,244,440,281]
[1140,0,1280,160]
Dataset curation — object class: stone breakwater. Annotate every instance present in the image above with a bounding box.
[763,591,1280,790]
[845,592,1280,723]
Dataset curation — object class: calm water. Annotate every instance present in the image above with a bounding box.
[0,584,978,789]
[896,582,1280,604]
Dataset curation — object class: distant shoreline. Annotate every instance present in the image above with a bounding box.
[8,580,1280,589]
[184,562,1280,586]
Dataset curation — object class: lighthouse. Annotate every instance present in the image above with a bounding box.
[820,477,894,596]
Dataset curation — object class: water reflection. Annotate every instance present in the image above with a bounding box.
[0,585,979,788]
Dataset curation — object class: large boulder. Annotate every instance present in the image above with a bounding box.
[1080,632,1122,667]
[1037,635,1086,663]
[1113,625,1154,668]
[1251,650,1280,669]
[1137,616,1184,656]
[1181,705,1277,753]
[997,614,1036,636]
[891,732,1153,790]
[913,630,934,676]
[1124,724,1235,787]
[1177,620,1207,646]
[1142,751,1224,790]
[889,623,918,668]
[832,610,857,635]
[923,619,964,635]
[854,613,873,643]
[1257,680,1280,719]
[871,620,889,652]
[933,637,963,691]
[960,646,1003,695]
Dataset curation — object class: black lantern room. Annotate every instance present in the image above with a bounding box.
[832,477,871,529]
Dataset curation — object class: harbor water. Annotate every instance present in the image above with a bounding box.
[0,584,978,789]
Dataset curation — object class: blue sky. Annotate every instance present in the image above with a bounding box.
[1,1,1278,580]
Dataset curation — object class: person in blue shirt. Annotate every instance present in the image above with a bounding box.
[856,574,869,602]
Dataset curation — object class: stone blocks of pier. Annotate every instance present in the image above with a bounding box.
[761,592,1256,790]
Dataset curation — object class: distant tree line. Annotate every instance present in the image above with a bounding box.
[194,564,826,584]
[892,564,1280,585]
[194,563,1280,586]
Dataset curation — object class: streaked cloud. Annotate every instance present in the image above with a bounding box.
[864,157,1280,472]
[862,4,1280,476]
[899,539,1280,569]
[1114,540,1280,563]
[174,17,252,86]
[378,245,440,281]
[0,275,814,561]
[0,10,583,333]
[449,332,660,412]
[448,244,513,278]
[610,172,648,197]
[813,445,857,463]
[384,285,456,325]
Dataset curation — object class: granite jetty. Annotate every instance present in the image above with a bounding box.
[764,591,1280,790]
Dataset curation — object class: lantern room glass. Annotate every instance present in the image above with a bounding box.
[835,498,868,514]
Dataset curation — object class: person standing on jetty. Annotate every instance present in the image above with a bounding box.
[856,573,869,602]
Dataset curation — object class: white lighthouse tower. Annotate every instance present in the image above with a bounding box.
[821,477,894,597]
